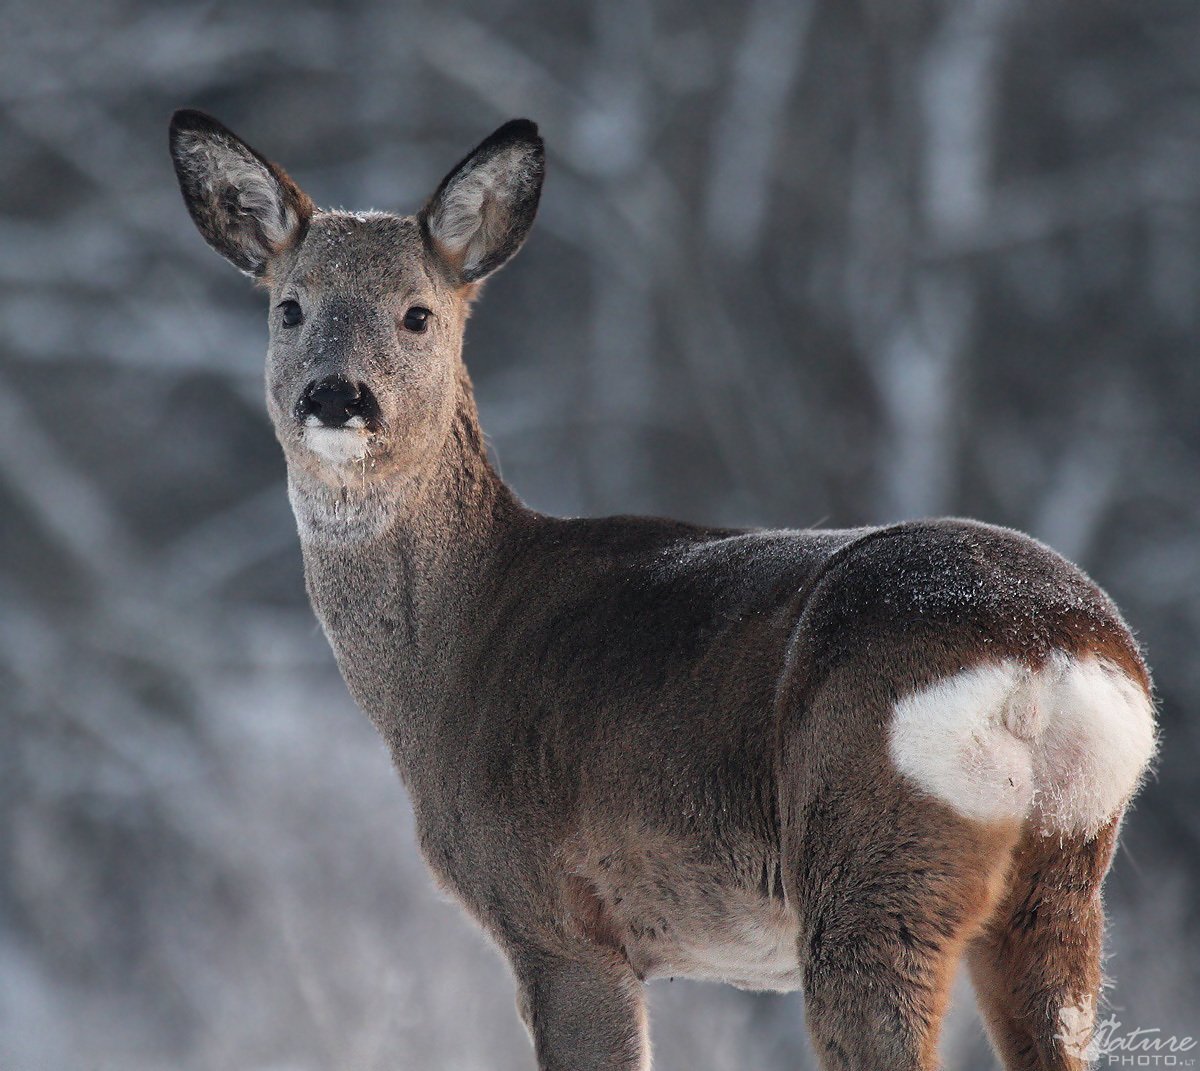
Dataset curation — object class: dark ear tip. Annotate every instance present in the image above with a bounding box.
[492,118,543,152]
[169,109,229,144]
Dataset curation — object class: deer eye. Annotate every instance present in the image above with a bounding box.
[402,306,431,333]
[279,300,303,328]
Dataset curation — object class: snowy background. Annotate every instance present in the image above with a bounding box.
[1,1,1198,1068]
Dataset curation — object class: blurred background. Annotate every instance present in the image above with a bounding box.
[1,0,1197,1068]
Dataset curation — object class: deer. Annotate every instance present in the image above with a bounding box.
[169,110,1157,1071]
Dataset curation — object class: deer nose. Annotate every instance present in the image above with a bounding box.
[297,376,369,428]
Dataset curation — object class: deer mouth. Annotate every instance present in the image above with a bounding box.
[302,423,375,465]
[293,378,382,464]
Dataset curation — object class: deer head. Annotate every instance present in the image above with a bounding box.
[169,111,544,490]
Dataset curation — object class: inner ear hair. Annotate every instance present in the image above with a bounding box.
[170,110,313,277]
[427,157,511,274]
[420,119,544,285]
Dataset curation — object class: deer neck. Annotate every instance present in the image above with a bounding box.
[286,368,522,748]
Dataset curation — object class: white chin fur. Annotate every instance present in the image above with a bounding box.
[303,426,369,464]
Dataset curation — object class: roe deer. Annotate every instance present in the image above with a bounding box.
[170,111,1157,1071]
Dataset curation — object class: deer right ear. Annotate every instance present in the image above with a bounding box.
[420,119,544,285]
[169,110,313,278]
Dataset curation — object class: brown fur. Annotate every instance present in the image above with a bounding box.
[968,820,1119,1071]
[170,112,1155,1071]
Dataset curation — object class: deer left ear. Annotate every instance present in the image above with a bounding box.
[420,119,544,285]
[170,109,313,278]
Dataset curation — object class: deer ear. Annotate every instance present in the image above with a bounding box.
[420,120,544,285]
[169,110,313,278]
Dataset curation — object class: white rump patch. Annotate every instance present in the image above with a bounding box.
[303,425,369,465]
[888,653,1156,835]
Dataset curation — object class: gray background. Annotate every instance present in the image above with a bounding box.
[1,1,1197,1068]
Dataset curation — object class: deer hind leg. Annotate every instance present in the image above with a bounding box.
[967,819,1119,1071]
[790,783,1019,1071]
[882,653,1152,1069]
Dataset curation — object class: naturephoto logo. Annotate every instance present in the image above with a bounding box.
[1058,999,1197,1066]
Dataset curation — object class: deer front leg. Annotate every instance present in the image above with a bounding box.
[511,942,650,1071]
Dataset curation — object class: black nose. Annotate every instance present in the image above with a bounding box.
[296,376,372,428]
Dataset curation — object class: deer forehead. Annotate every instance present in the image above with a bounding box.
[282,211,446,300]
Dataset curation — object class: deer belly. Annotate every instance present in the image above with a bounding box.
[593,877,804,992]
[637,902,804,992]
